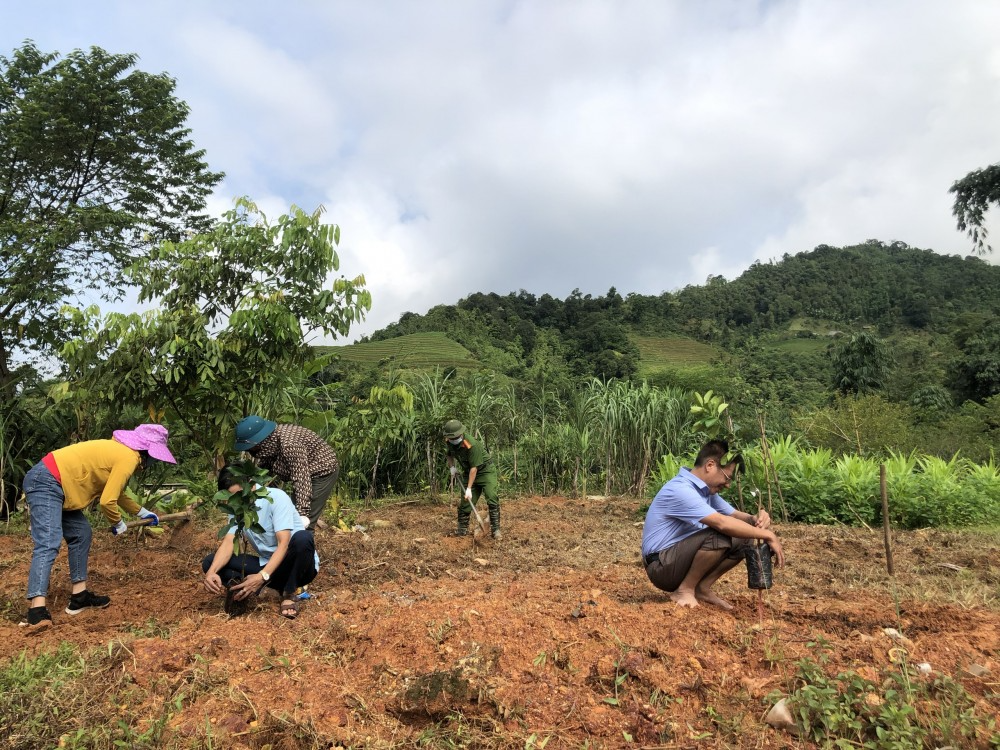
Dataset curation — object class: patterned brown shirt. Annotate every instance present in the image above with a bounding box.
[250,424,339,516]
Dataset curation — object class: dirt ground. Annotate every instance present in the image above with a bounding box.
[1,495,998,749]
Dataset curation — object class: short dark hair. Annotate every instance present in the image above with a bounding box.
[217,464,240,492]
[694,439,729,467]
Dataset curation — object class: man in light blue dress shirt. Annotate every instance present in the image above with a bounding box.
[641,440,784,609]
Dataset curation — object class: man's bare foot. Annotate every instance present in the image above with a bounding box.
[695,589,734,610]
[669,590,700,608]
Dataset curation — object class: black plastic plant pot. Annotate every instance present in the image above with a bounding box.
[746,542,774,590]
[224,578,251,617]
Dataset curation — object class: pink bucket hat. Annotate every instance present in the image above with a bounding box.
[112,424,177,464]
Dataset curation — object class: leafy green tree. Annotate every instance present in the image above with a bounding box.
[950,163,1000,254]
[59,198,370,463]
[213,461,274,553]
[798,394,914,457]
[831,332,893,395]
[949,320,1000,402]
[0,41,222,385]
[919,395,1000,463]
[909,384,953,421]
[356,382,416,500]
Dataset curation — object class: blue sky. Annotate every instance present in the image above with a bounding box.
[4,1,999,343]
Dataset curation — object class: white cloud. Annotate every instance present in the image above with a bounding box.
[3,0,999,344]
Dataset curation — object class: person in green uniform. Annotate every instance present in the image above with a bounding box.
[443,419,501,539]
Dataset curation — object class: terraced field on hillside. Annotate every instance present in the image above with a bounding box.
[319,332,480,370]
[632,334,719,371]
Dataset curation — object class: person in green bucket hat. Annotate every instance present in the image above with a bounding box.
[443,419,502,539]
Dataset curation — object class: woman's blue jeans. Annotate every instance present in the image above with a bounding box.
[24,462,92,599]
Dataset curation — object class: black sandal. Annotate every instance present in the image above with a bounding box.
[279,599,299,619]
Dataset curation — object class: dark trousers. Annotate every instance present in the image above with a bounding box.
[202,530,318,596]
[307,470,339,526]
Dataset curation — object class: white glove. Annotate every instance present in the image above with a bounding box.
[464,487,472,501]
[137,507,159,526]
[111,520,128,535]
[300,515,311,529]
[449,465,458,477]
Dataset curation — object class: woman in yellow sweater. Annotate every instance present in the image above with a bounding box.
[21,424,176,630]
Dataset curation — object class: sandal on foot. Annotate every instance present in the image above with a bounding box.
[279,599,299,619]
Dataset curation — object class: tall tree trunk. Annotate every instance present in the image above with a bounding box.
[0,327,12,392]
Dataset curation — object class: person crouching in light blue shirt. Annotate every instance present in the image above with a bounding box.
[641,440,784,609]
[203,465,319,619]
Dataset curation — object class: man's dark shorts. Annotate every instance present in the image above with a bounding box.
[645,529,754,593]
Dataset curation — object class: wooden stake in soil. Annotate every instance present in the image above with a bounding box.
[880,464,894,576]
[756,413,788,522]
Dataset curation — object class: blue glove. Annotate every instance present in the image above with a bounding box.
[138,507,159,526]
[111,520,128,535]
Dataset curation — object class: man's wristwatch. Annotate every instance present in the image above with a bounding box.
[260,571,271,582]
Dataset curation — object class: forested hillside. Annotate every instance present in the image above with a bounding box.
[297,241,1000,500]
[360,241,1000,405]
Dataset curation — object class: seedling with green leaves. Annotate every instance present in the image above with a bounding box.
[213,461,273,554]
[690,390,730,439]
[212,461,274,616]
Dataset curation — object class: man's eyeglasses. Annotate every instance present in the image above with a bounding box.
[719,466,733,483]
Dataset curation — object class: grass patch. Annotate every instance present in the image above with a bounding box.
[318,332,480,370]
[0,510,29,537]
[126,617,174,639]
[0,643,93,748]
[0,641,212,749]
[777,642,999,748]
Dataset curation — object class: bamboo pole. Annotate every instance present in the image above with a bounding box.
[757,413,788,521]
[725,413,746,510]
[880,464,894,576]
[123,497,206,530]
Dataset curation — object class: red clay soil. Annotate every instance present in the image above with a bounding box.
[1,495,997,749]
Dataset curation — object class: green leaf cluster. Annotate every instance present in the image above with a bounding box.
[950,162,1000,254]
[689,390,729,439]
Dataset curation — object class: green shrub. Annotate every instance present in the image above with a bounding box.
[652,440,1000,529]
[780,645,996,748]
